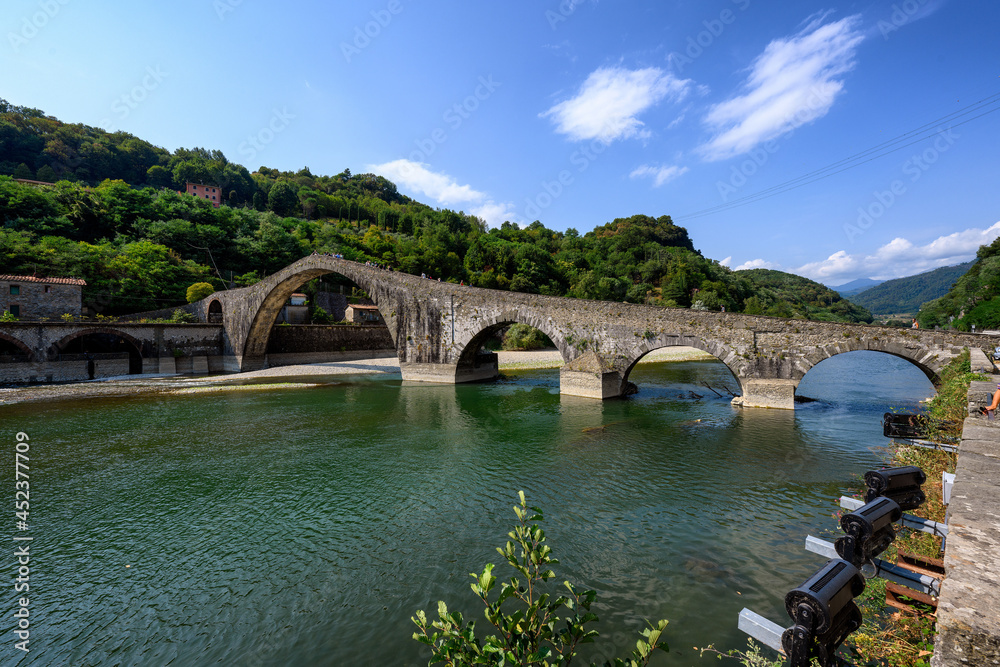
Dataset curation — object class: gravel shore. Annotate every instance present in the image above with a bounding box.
[0,347,714,406]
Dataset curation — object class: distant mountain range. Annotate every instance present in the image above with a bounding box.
[834,278,885,297]
[845,261,975,316]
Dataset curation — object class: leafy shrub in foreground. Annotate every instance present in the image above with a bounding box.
[412,492,669,666]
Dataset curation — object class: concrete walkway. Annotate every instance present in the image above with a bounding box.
[932,380,1000,665]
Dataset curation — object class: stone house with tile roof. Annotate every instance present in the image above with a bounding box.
[0,274,86,320]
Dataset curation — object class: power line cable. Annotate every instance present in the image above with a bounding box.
[674,92,1000,221]
[679,105,1000,221]
[712,92,1000,203]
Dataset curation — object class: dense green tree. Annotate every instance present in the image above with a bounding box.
[186,282,215,303]
[36,164,57,182]
[146,165,173,189]
[267,180,298,216]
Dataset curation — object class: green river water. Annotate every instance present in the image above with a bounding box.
[1,351,935,666]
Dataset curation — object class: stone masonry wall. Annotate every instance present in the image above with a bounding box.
[314,292,348,321]
[1,280,82,319]
[266,324,394,354]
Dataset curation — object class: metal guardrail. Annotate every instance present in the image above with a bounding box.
[895,437,959,453]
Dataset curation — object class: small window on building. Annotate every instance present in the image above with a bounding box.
[9,285,19,296]
[44,286,50,293]
[9,305,20,317]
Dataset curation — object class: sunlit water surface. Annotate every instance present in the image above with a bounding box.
[0,350,933,666]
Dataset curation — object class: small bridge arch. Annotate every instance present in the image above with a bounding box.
[452,312,570,385]
[793,341,941,385]
[456,311,570,366]
[208,299,223,324]
[0,332,34,360]
[621,335,745,394]
[48,327,147,374]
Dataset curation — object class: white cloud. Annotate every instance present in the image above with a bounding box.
[699,14,863,161]
[734,258,777,271]
[794,221,1000,283]
[720,256,732,267]
[368,159,516,228]
[368,159,485,206]
[541,66,692,142]
[470,201,519,228]
[629,164,689,188]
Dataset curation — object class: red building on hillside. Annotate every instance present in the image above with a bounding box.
[182,183,222,207]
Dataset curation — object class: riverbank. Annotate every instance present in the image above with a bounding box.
[849,350,986,666]
[0,346,715,406]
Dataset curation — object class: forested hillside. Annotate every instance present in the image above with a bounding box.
[850,261,973,316]
[736,269,873,322]
[919,241,1000,330]
[1,98,873,324]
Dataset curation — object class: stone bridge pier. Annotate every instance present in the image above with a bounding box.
[176,256,993,409]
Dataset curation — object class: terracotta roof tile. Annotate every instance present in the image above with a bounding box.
[0,274,87,286]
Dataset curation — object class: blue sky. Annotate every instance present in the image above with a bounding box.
[4,0,999,286]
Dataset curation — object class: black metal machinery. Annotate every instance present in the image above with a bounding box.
[864,465,926,510]
[882,412,957,440]
[781,559,865,667]
[772,465,928,666]
[835,496,902,568]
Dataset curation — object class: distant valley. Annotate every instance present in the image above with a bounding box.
[840,262,974,317]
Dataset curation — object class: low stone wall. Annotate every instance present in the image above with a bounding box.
[0,354,129,384]
[261,324,395,369]
[266,324,394,354]
[932,380,1000,666]
[0,360,88,384]
[969,348,996,375]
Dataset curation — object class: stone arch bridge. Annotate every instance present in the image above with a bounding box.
[181,255,989,408]
[2,256,990,407]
